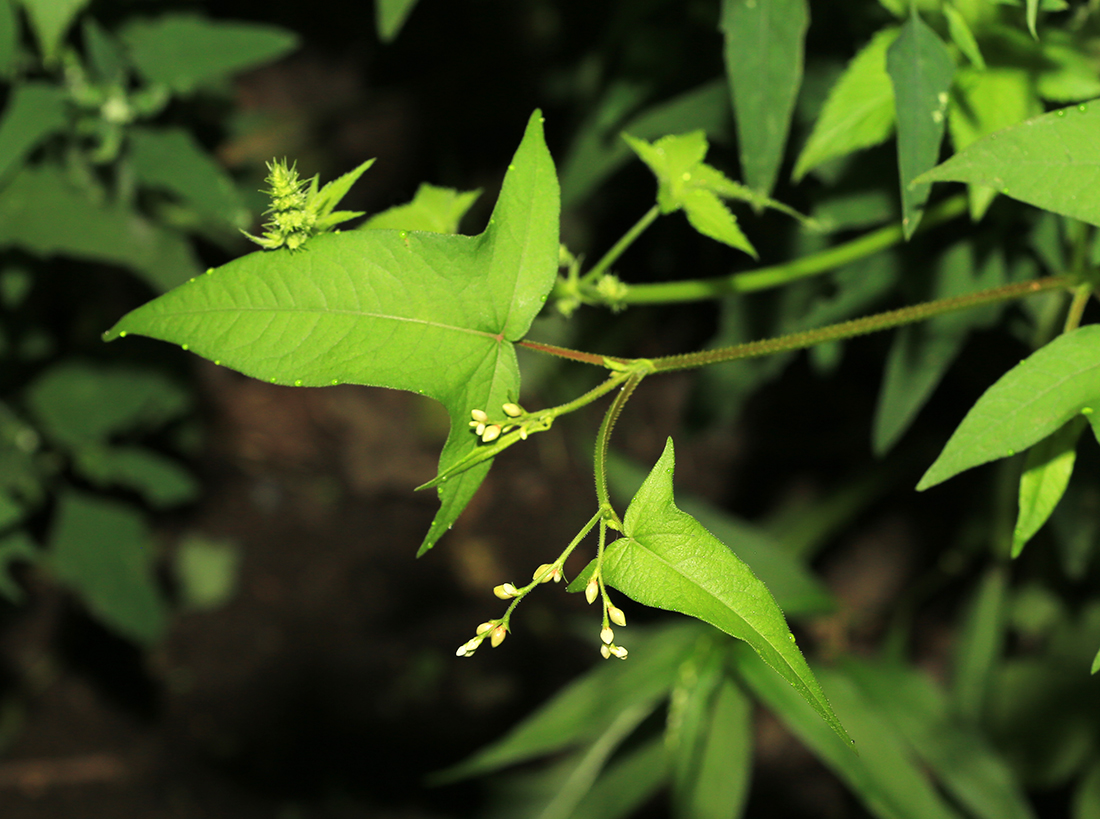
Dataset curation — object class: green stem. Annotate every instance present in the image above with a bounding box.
[518,338,628,367]
[594,373,644,513]
[581,205,660,285]
[608,195,968,305]
[1064,283,1092,333]
[651,276,1069,373]
[550,369,633,417]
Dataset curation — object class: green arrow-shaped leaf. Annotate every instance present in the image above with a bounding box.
[918,324,1100,491]
[918,102,1100,227]
[105,110,560,555]
[602,437,851,747]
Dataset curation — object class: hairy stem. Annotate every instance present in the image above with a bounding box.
[581,205,661,285]
[650,277,1069,373]
[594,373,644,513]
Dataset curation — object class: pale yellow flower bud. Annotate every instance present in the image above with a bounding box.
[490,625,507,647]
[601,627,615,645]
[585,575,599,604]
[533,563,556,583]
[610,645,628,659]
[482,424,502,443]
[471,409,489,423]
[600,644,611,659]
[476,621,495,635]
[493,582,518,599]
[608,605,626,627]
[502,403,523,417]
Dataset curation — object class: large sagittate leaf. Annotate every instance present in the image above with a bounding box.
[105,111,560,556]
[120,14,299,93]
[603,438,851,746]
[792,26,899,181]
[918,102,1100,227]
[886,14,954,238]
[720,0,809,197]
[918,325,1100,491]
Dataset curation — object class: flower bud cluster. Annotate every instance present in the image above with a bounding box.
[469,403,533,443]
[493,582,519,599]
[532,563,563,584]
[456,620,507,657]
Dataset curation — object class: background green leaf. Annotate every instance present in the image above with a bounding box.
[376,0,420,42]
[361,183,480,233]
[918,325,1100,491]
[606,438,851,746]
[720,0,809,197]
[47,491,167,645]
[18,0,88,63]
[919,103,1100,227]
[0,82,67,184]
[952,566,1008,721]
[886,13,954,238]
[120,13,299,93]
[793,26,898,181]
[106,111,560,556]
[0,530,36,603]
[1013,416,1086,557]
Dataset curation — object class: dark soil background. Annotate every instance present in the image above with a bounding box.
[0,2,989,817]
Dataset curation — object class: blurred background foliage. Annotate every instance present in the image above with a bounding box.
[3,0,1100,818]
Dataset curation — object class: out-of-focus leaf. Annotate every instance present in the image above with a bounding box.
[0,0,18,78]
[948,68,1041,219]
[720,0,808,197]
[606,451,833,616]
[1036,32,1100,102]
[129,127,248,227]
[1074,760,1100,819]
[120,13,299,93]
[675,675,752,819]
[918,103,1100,228]
[432,622,700,783]
[361,183,480,233]
[793,26,899,181]
[0,166,200,290]
[0,529,36,603]
[47,491,167,645]
[82,18,126,84]
[0,83,68,183]
[571,737,668,819]
[74,445,199,508]
[918,326,1100,491]
[734,644,964,819]
[1013,416,1086,557]
[844,658,1036,819]
[106,111,559,557]
[174,534,240,611]
[560,79,730,208]
[376,0,419,42]
[952,566,1008,721]
[667,636,726,805]
[1052,474,1100,580]
[873,243,1005,454]
[602,439,851,746]
[25,361,190,447]
[885,14,954,238]
[18,0,88,63]
[943,4,984,68]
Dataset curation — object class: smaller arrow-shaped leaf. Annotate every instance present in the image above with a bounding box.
[918,324,1100,491]
[601,437,852,747]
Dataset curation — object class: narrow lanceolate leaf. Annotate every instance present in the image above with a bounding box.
[720,0,809,197]
[918,325,1100,491]
[918,103,1100,227]
[886,14,954,239]
[603,438,851,746]
[792,26,899,181]
[105,111,560,556]
[1013,416,1086,558]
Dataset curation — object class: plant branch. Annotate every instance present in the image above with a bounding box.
[594,372,645,515]
[582,194,968,306]
[650,276,1069,373]
[581,205,660,285]
[517,339,628,367]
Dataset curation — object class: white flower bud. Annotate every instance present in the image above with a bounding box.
[482,425,502,443]
[608,605,626,627]
[471,409,489,423]
[610,645,628,659]
[533,563,556,583]
[493,583,518,599]
[476,621,495,635]
[490,625,507,647]
[502,403,523,417]
[600,644,611,659]
[585,575,599,605]
[601,627,615,645]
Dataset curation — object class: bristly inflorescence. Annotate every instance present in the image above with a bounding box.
[243,157,375,251]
